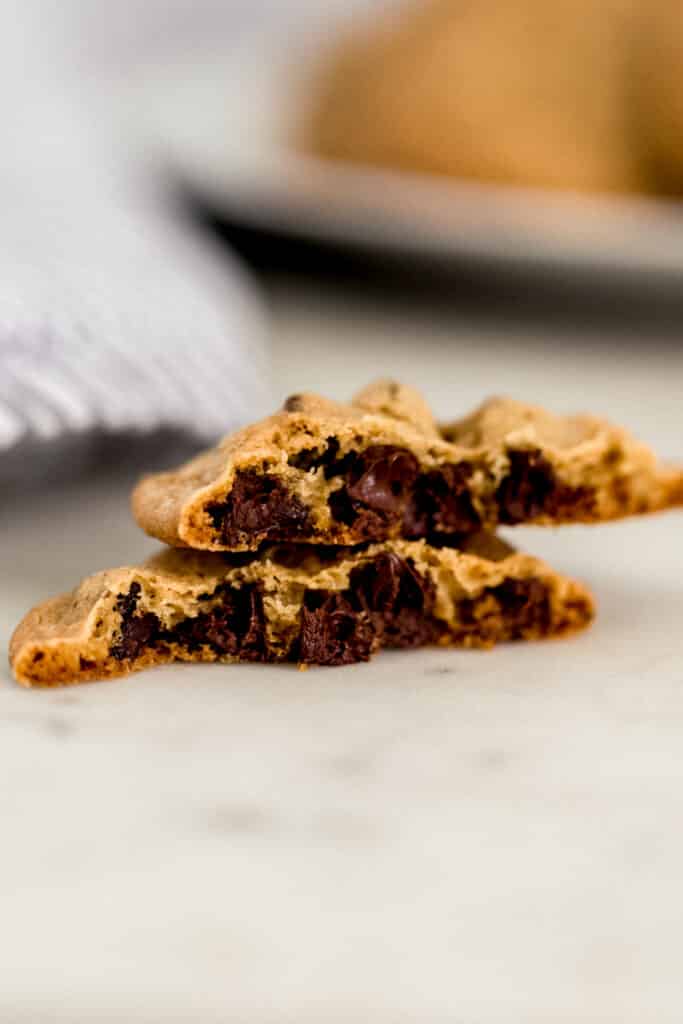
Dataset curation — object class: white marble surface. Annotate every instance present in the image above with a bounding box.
[2,285,683,1021]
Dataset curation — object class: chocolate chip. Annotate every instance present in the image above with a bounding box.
[110,583,267,663]
[495,450,597,524]
[283,394,304,412]
[350,553,442,648]
[322,441,366,481]
[110,610,159,662]
[327,485,358,526]
[299,590,376,665]
[495,450,556,523]
[403,463,480,537]
[327,487,389,540]
[168,585,266,660]
[352,551,423,612]
[207,471,310,545]
[346,445,418,512]
[115,580,141,619]
[235,588,267,660]
[328,445,419,534]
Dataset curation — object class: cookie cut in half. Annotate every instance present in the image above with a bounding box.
[132,380,683,552]
[10,534,594,686]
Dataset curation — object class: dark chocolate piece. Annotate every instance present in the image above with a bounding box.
[207,471,310,545]
[110,609,160,662]
[351,551,443,648]
[298,553,442,665]
[110,583,266,662]
[346,445,419,512]
[404,463,481,536]
[169,585,266,661]
[111,582,160,661]
[328,444,418,533]
[327,487,389,540]
[299,590,376,666]
[496,449,596,524]
[496,450,556,524]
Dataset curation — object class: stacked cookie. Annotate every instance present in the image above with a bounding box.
[11,381,683,686]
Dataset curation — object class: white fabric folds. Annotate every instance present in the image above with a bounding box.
[0,0,269,485]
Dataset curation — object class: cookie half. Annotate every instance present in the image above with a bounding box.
[10,535,593,686]
[132,380,683,551]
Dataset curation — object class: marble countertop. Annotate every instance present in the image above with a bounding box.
[2,283,683,1022]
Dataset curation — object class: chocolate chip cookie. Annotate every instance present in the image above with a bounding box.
[303,0,642,194]
[132,380,683,552]
[10,534,594,686]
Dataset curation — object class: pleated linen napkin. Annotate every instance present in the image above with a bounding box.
[0,0,270,487]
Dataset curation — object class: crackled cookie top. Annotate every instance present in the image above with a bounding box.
[131,380,683,552]
[10,535,594,686]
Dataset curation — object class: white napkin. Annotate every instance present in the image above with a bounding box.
[0,0,270,485]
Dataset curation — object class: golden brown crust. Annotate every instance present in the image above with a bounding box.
[10,537,594,687]
[131,381,683,551]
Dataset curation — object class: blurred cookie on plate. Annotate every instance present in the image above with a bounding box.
[303,0,642,194]
[304,0,683,198]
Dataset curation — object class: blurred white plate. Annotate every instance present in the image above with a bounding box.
[136,40,683,285]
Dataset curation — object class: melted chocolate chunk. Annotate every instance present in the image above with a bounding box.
[110,609,160,661]
[350,552,442,648]
[115,580,141,619]
[496,450,597,524]
[296,553,442,665]
[207,471,309,544]
[110,583,267,663]
[352,552,424,613]
[346,445,419,512]
[299,590,376,666]
[403,463,480,537]
[111,581,160,661]
[323,442,359,480]
[328,445,419,534]
[171,585,266,660]
[495,450,557,523]
[327,487,389,540]
[327,485,356,526]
